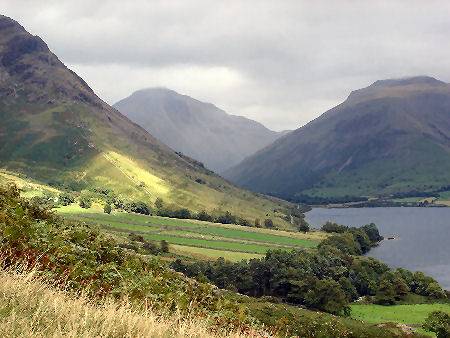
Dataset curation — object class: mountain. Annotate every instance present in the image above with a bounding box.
[0,15,292,223]
[224,76,450,201]
[114,88,287,173]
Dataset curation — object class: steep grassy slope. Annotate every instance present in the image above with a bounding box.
[114,88,287,173]
[225,76,450,201]
[0,15,292,224]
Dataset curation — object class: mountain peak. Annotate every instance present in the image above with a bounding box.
[114,89,283,172]
[346,76,449,106]
[370,76,446,88]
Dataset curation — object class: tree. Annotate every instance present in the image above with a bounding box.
[264,218,274,228]
[79,197,92,209]
[350,229,372,254]
[160,240,170,253]
[426,282,447,299]
[197,210,213,222]
[104,203,112,214]
[173,208,191,219]
[374,275,397,305]
[423,311,450,338]
[59,192,75,206]
[318,233,362,255]
[304,279,350,316]
[321,221,347,233]
[126,201,151,215]
[361,223,383,242]
[298,222,310,233]
[216,211,237,224]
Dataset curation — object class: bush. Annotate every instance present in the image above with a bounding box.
[126,201,151,215]
[298,222,310,233]
[423,311,450,338]
[215,211,237,224]
[103,204,112,214]
[59,192,75,206]
[196,210,213,222]
[79,197,92,209]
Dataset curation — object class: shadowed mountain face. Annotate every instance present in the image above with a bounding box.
[114,89,287,173]
[225,76,450,201]
[0,15,291,220]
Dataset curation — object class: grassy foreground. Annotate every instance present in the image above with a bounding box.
[0,269,261,338]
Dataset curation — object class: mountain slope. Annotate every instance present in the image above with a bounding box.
[0,15,292,223]
[114,88,287,173]
[225,76,450,201]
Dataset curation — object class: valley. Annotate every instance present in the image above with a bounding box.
[0,10,449,338]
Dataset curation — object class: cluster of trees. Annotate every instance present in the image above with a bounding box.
[155,202,258,228]
[319,222,383,255]
[171,223,446,315]
[290,194,369,205]
[57,188,301,231]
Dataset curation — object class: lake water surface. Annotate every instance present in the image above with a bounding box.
[305,207,450,290]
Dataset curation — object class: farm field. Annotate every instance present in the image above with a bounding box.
[350,303,450,336]
[58,205,324,261]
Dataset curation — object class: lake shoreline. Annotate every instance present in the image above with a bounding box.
[305,207,450,290]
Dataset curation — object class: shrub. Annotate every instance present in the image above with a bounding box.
[59,192,75,206]
[215,211,237,224]
[196,210,213,222]
[126,201,151,215]
[79,197,92,209]
[423,311,450,338]
[297,222,310,233]
[103,204,112,214]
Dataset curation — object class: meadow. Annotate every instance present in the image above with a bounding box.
[351,303,450,336]
[58,204,324,261]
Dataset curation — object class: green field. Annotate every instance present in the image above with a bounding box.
[351,303,450,336]
[58,205,323,261]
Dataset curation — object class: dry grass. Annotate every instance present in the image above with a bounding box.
[0,270,265,338]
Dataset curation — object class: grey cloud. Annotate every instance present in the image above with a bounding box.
[2,0,450,130]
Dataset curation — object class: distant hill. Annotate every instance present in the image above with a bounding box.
[224,76,450,202]
[114,88,287,173]
[0,14,292,223]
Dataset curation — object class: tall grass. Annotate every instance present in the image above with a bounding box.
[0,269,264,338]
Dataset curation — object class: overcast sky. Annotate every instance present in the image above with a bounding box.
[2,1,450,130]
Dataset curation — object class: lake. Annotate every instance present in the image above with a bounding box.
[305,207,450,290]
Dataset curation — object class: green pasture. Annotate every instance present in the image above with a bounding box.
[58,205,320,260]
[351,303,450,336]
